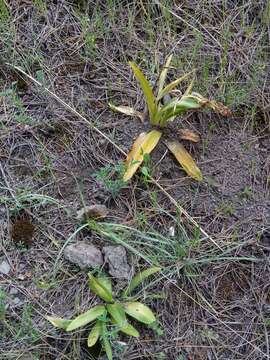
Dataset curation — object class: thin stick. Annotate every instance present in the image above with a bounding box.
[6,63,221,250]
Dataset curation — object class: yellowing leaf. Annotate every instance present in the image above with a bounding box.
[66,305,105,332]
[129,62,158,124]
[88,274,113,302]
[46,316,71,330]
[123,130,162,182]
[87,320,102,347]
[157,54,173,97]
[178,129,200,143]
[209,100,232,117]
[123,267,161,297]
[109,103,144,122]
[123,302,156,324]
[166,140,203,181]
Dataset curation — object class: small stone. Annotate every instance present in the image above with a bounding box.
[64,242,103,269]
[102,246,131,280]
[0,260,11,275]
[76,204,109,222]
[13,297,23,307]
[9,287,18,295]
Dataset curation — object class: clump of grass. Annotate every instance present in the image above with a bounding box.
[92,163,127,198]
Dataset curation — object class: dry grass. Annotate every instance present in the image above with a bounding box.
[0,1,270,359]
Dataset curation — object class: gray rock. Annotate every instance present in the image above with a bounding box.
[64,242,103,269]
[76,204,109,221]
[9,287,18,295]
[103,246,131,280]
[0,260,11,275]
[12,297,23,307]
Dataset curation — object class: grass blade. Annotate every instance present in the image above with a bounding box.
[129,61,157,124]
[123,130,162,182]
[157,71,193,101]
[166,140,203,181]
[157,54,173,97]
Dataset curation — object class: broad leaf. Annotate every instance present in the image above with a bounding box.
[87,320,102,347]
[123,267,161,297]
[119,322,139,337]
[47,316,71,330]
[97,277,112,298]
[123,302,156,325]
[88,274,113,302]
[107,303,139,337]
[109,103,144,122]
[129,62,158,124]
[123,130,162,182]
[157,71,193,101]
[178,129,200,143]
[157,54,173,97]
[107,303,127,328]
[166,140,203,181]
[159,97,201,127]
[101,323,113,360]
[66,305,106,332]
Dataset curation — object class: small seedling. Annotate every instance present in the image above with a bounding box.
[47,267,161,360]
[110,55,231,182]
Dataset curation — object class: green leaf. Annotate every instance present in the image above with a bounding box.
[157,71,193,102]
[101,323,113,360]
[123,302,156,325]
[46,316,72,330]
[123,130,162,182]
[159,96,201,127]
[123,267,161,297]
[157,54,173,97]
[66,305,106,332]
[109,103,144,122]
[88,274,113,302]
[87,320,102,347]
[165,140,203,181]
[107,303,126,327]
[119,322,140,337]
[97,277,112,298]
[129,62,158,124]
[107,303,140,337]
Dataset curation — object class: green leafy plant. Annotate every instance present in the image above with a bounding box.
[110,55,231,181]
[47,267,161,360]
